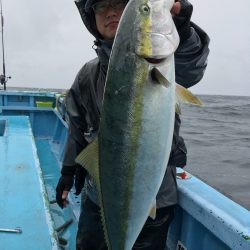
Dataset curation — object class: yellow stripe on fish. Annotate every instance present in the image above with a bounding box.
[137,1,152,58]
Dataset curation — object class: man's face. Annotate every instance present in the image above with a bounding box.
[93,0,127,40]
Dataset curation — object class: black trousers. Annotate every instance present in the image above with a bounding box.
[76,198,175,250]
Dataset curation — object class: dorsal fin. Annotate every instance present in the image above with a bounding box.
[75,138,111,249]
[75,137,100,192]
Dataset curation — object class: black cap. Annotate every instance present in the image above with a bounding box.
[85,0,128,13]
[85,0,100,13]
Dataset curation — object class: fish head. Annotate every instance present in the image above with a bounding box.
[133,0,180,63]
[112,0,179,68]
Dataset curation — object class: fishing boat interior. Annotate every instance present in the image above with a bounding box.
[0,90,249,250]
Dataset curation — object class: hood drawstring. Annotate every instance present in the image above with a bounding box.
[92,40,99,51]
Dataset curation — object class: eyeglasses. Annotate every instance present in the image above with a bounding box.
[92,0,127,14]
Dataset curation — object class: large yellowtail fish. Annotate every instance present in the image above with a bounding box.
[76,0,201,249]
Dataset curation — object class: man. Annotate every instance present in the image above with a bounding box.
[56,0,210,249]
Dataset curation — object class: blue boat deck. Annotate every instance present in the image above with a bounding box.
[35,138,79,249]
[0,116,58,249]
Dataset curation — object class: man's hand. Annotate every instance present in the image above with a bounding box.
[171,0,181,16]
[56,176,74,208]
[172,0,193,43]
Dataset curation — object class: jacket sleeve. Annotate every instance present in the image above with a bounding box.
[175,21,210,88]
[170,21,210,168]
[61,66,89,176]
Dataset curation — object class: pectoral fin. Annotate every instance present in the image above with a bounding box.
[151,67,171,88]
[149,200,157,220]
[75,137,100,191]
[176,83,203,106]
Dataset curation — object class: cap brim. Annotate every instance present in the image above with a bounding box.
[85,0,98,12]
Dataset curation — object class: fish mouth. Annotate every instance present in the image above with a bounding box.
[145,57,165,64]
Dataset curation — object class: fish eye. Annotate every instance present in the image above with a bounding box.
[140,4,150,15]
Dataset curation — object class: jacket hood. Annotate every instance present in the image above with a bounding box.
[85,0,100,12]
[74,0,115,66]
[75,0,103,40]
[75,0,128,41]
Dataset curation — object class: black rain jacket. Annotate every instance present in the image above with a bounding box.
[62,0,210,207]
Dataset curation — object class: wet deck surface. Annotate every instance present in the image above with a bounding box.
[0,116,58,250]
[35,138,78,249]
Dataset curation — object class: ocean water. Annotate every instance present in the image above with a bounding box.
[180,95,250,210]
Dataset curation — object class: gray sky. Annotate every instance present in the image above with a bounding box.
[1,0,250,96]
